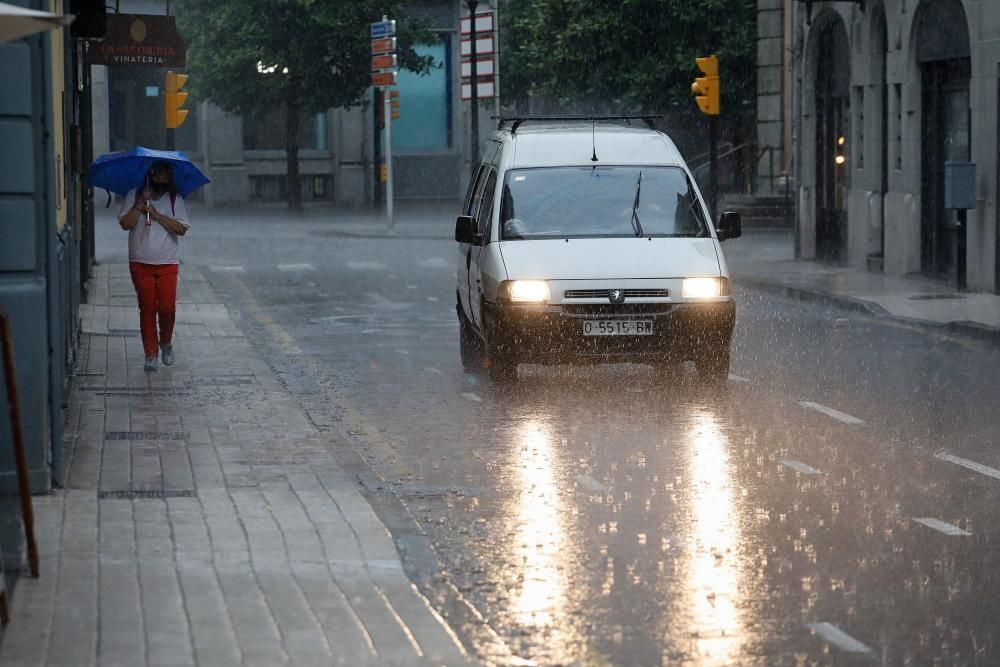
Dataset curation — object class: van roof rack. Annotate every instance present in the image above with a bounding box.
[492,114,663,134]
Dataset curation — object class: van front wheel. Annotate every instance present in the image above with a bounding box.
[695,346,730,385]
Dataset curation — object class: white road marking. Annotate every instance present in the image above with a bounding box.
[461,392,482,403]
[211,265,245,273]
[426,296,440,302]
[934,452,1000,481]
[575,474,607,493]
[406,285,418,290]
[780,460,824,475]
[798,401,865,425]
[277,263,314,271]
[424,367,444,376]
[394,349,410,355]
[347,260,386,270]
[806,623,872,654]
[728,374,750,383]
[912,517,971,536]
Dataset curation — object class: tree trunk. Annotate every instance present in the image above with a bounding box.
[286,98,302,212]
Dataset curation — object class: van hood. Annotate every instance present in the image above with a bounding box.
[498,238,721,280]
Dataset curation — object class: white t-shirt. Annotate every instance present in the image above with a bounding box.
[117,189,191,265]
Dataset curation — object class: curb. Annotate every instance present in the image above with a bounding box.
[734,272,1000,345]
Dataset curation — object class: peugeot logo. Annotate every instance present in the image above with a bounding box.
[608,289,626,304]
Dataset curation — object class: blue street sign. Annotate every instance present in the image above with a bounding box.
[370,20,396,38]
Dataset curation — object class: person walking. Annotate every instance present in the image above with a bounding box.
[117,160,190,371]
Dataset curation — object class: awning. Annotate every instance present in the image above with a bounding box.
[0,2,74,43]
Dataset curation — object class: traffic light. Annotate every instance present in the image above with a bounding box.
[390,90,400,120]
[164,71,190,129]
[691,55,720,116]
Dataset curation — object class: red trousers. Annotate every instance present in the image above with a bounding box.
[129,262,179,357]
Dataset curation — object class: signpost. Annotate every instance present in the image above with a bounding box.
[461,4,497,162]
[371,17,397,226]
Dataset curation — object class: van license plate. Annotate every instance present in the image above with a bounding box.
[583,320,654,336]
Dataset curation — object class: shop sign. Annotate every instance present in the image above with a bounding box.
[90,14,187,68]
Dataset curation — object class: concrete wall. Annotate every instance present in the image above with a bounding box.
[756,0,787,194]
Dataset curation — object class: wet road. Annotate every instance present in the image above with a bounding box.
[104,210,1000,665]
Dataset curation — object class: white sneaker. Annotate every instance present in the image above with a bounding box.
[144,356,159,371]
[161,344,174,366]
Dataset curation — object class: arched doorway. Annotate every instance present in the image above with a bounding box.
[814,16,851,263]
[917,0,971,283]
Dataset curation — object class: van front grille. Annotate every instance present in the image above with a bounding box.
[563,288,670,299]
[560,303,674,316]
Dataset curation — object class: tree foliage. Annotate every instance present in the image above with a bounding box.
[174,0,432,208]
[501,0,755,121]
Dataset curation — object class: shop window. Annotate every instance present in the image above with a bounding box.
[249,174,332,200]
[392,39,450,151]
[243,109,327,151]
[108,69,198,152]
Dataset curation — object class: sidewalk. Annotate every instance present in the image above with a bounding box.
[725,229,1000,342]
[0,263,477,667]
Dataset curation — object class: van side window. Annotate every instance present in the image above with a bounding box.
[476,169,498,240]
[462,164,486,216]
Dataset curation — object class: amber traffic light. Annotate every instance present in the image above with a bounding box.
[691,55,720,116]
[164,71,190,129]
[390,89,400,120]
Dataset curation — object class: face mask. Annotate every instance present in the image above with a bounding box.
[151,181,169,195]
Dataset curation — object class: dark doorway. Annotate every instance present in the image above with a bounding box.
[874,8,889,270]
[815,18,851,263]
[920,61,970,282]
[917,0,971,284]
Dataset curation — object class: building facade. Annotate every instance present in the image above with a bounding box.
[759,0,999,292]
[92,0,495,207]
[0,0,85,590]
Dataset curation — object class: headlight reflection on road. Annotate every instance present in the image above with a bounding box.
[511,420,568,631]
[683,411,745,664]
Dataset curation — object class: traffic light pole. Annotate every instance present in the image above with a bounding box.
[709,116,718,220]
[384,88,394,228]
[166,128,175,151]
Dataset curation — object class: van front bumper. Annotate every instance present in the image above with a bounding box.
[481,299,735,364]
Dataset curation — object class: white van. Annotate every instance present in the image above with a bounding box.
[455,116,741,383]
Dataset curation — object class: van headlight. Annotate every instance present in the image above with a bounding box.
[500,280,550,303]
[682,277,729,298]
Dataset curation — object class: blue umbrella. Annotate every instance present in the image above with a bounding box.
[87,146,210,198]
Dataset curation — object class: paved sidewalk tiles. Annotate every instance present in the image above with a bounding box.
[0,263,478,667]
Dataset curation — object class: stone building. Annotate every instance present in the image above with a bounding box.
[759,0,998,292]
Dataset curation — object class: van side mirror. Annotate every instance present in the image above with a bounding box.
[717,211,742,241]
[455,215,479,244]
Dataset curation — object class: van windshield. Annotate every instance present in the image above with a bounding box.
[499,166,709,240]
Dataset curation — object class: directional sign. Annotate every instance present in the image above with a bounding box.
[370,37,397,55]
[461,79,495,101]
[371,54,397,71]
[372,71,397,88]
[370,19,396,38]
[460,36,494,57]
[461,56,495,79]
[460,11,494,35]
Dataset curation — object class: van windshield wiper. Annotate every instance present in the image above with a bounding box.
[629,171,644,237]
